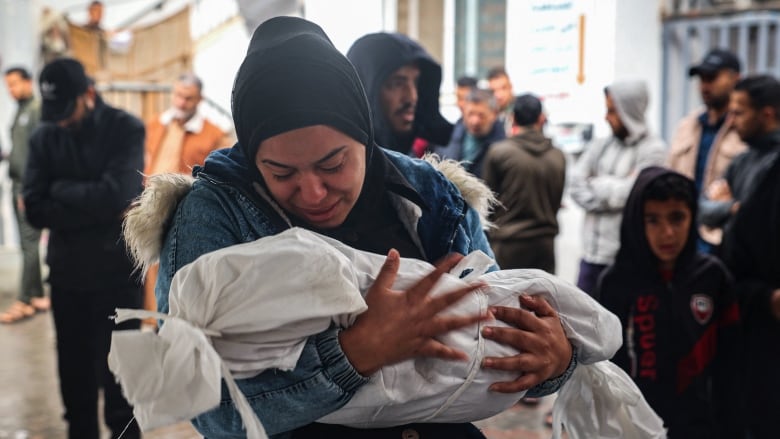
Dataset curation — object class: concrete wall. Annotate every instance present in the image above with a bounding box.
[614,0,663,141]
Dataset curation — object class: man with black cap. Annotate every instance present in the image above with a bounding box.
[347,32,453,156]
[482,93,566,274]
[22,57,144,439]
[667,48,746,253]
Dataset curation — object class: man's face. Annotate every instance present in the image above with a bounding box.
[380,64,420,136]
[464,101,498,138]
[171,81,202,121]
[644,199,692,270]
[255,125,366,229]
[605,93,628,139]
[88,3,103,26]
[729,90,764,141]
[488,74,513,110]
[698,69,739,110]
[57,92,94,132]
[4,72,33,101]
[456,85,472,116]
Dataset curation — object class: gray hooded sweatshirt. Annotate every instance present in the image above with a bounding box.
[569,80,667,265]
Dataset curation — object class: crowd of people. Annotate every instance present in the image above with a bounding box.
[0,11,778,439]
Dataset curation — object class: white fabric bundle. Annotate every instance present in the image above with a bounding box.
[109,227,661,438]
[552,361,667,439]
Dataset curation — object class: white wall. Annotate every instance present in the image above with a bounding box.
[0,0,39,153]
[304,0,387,55]
[504,0,662,141]
[614,0,663,140]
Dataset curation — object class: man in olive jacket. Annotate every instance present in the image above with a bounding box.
[1,66,45,323]
[482,94,566,273]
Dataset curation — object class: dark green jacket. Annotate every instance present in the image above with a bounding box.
[9,96,41,183]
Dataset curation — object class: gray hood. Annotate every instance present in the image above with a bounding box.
[606,79,649,143]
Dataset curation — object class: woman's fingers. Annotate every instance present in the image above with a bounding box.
[371,249,400,293]
[426,311,491,338]
[416,339,470,361]
[518,294,556,317]
[342,252,491,375]
[480,352,549,392]
[488,372,544,393]
[483,293,573,389]
[420,281,486,319]
[488,305,540,332]
[406,253,464,302]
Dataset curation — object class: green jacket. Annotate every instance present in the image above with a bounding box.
[9,96,41,183]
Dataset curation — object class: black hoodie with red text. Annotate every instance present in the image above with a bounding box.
[596,166,743,438]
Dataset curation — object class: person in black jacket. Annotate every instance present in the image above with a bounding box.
[720,75,780,439]
[597,167,743,438]
[22,58,144,439]
[347,32,453,156]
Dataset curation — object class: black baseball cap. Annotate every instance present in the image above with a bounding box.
[513,93,543,126]
[688,48,741,77]
[39,58,89,122]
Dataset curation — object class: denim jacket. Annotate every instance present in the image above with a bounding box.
[132,146,572,438]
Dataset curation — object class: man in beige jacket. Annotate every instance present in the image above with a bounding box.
[666,48,747,251]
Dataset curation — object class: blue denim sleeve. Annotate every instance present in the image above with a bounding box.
[156,185,369,437]
[462,205,576,396]
[459,206,499,272]
[191,328,369,438]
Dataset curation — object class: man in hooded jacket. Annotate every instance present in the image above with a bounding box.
[597,167,742,438]
[347,32,453,156]
[569,79,666,296]
[482,93,565,274]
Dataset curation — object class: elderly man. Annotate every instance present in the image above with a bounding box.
[142,72,229,325]
[144,72,228,176]
[435,88,505,178]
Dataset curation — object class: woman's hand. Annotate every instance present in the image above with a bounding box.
[339,249,490,376]
[481,294,573,393]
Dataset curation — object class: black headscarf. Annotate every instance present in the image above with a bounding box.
[232,16,373,163]
[229,16,425,255]
[347,32,453,154]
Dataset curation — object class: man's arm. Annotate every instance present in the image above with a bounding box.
[584,138,667,212]
[23,127,105,230]
[699,178,739,227]
[569,139,608,212]
[48,115,144,221]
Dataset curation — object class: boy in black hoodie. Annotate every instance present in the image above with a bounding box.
[597,166,743,438]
